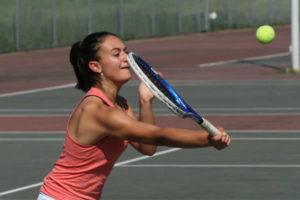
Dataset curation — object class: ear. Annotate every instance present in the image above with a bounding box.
[88,61,102,73]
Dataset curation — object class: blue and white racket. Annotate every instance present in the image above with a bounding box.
[127,52,220,136]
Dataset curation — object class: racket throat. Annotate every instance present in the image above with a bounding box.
[186,113,204,124]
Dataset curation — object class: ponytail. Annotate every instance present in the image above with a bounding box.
[69,31,117,92]
[70,41,95,92]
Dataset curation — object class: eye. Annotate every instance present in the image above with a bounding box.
[111,51,120,57]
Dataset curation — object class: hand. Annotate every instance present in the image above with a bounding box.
[209,127,231,150]
[138,82,155,102]
[138,71,164,103]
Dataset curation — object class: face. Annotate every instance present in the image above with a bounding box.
[93,35,131,86]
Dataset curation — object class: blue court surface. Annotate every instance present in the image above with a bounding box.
[0,28,300,200]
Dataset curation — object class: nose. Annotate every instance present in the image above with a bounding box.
[122,51,128,62]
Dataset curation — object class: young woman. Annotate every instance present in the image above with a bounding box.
[38,31,231,200]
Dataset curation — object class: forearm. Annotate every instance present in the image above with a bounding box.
[139,99,155,125]
[138,100,210,148]
[155,128,211,148]
[136,99,156,155]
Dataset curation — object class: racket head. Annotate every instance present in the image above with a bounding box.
[127,52,203,123]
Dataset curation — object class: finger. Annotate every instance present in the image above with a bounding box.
[157,71,164,78]
[217,126,224,133]
[223,134,229,143]
[227,137,231,145]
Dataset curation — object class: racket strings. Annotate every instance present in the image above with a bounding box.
[134,56,180,107]
[129,53,218,134]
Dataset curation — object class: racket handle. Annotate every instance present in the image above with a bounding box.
[200,118,221,136]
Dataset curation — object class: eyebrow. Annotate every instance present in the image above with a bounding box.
[111,46,127,52]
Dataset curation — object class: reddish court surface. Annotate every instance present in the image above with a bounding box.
[0,25,299,94]
[126,25,290,68]
[1,115,299,132]
[0,26,299,133]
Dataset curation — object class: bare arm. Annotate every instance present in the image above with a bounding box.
[69,96,230,150]
[97,103,230,149]
[128,82,157,155]
[138,82,155,124]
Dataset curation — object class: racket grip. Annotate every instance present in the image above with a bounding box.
[200,118,221,136]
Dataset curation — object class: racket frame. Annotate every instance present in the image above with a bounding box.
[127,52,220,136]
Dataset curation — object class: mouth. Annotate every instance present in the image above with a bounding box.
[120,66,130,69]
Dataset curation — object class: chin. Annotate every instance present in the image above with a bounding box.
[123,70,132,81]
[118,74,131,86]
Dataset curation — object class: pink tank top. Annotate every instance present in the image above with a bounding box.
[40,87,128,200]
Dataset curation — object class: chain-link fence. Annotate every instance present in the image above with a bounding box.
[0,0,291,53]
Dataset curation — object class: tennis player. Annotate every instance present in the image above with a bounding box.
[38,31,231,200]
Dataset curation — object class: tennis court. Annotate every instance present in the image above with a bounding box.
[0,26,300,199]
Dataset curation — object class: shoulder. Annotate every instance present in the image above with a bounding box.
[80,96,106,111]
[80,95,127,122]
[77,95,117,121]
[68,96,112,144]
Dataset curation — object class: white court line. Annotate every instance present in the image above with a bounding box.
[1,135,300,195]
[115,148,180,166]
[0,83,75,98]
[0,131,65,134]
[2,107,300,112]
[196,107,300,111]
[0,130,299,135]
[0,78,299,100]
[5,80,298,99]
[199,52,290,68]
[0,109,72,111]
[0,114,70,117]
[2,163,299,196]
[233,137,300,141]
[0,182,44,197]
[133,80,300,86]
[1,137,300,142]
[2,112,300,117]
[0,148,180,197]
[0,138,64,141]
[228,130,300,133]
[2,107,300,116]
[1,109,300,117]
[0,130,298,134]
[119,164,300,168]
[140,107,300,112]
[166,81,300,86]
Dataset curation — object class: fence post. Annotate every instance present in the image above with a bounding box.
[228,0,232,28]
[88,0,92,34]
[151,0,156,36]
[52,0,57,47]
[120,0,124,39]
[249,0,253,26]
[196,0,201,32]
[269,0,274,24]
[178,0,182,33]
[15,0,20,50]
[291,0,300,71]
[204,0,209,31]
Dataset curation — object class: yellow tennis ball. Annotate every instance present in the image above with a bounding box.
[256,25,275,44]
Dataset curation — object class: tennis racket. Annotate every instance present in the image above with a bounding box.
[127,52,220,136]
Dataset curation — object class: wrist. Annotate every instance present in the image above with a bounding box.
[207,134,215,146]
[139,97,153,105]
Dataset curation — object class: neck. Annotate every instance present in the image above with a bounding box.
[93,81,120,104]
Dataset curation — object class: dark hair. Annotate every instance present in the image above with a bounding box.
[69,31,117,92]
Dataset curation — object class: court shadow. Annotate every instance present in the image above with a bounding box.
[237,60,283,71]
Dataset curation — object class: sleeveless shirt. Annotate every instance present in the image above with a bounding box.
[40,87,128,200]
